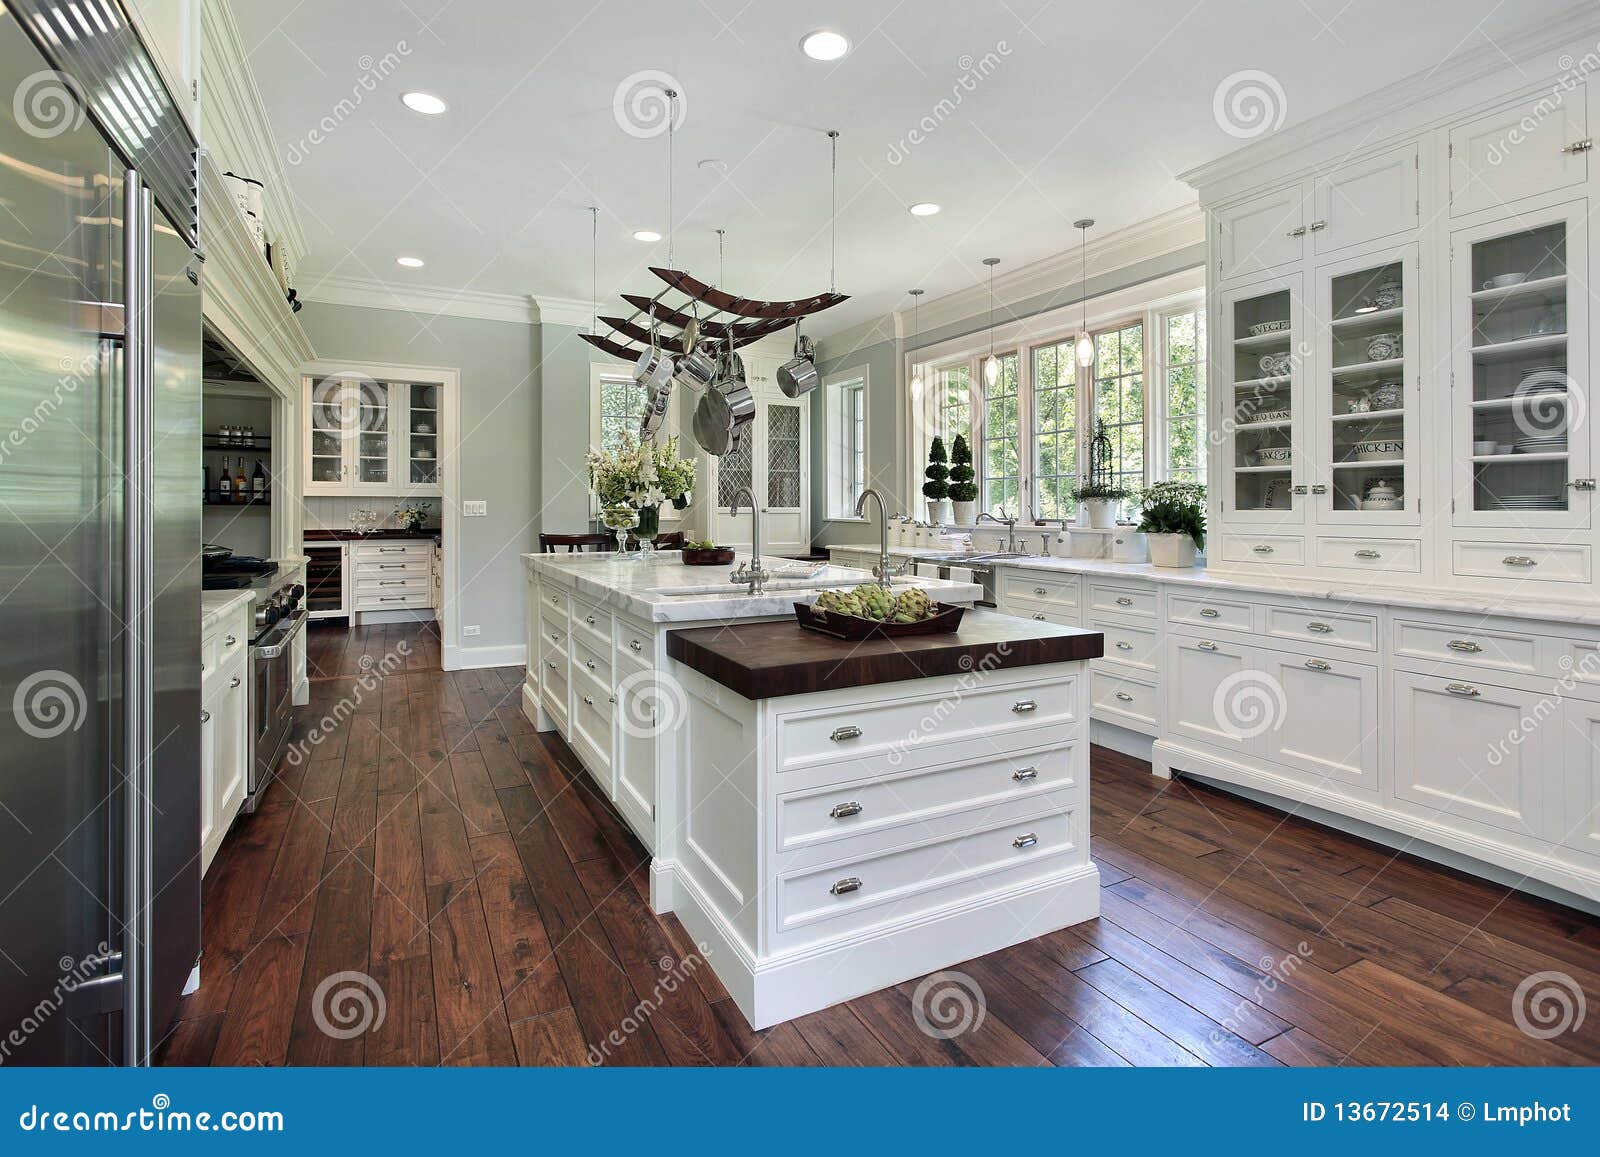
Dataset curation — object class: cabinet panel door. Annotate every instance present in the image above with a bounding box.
[1261,652,1380,794]
[305,376,353,493]
[1165,635,1253,754]
[1215,185,1305,281]
[215,672,248,825]
[613,664,658,849]
[1560,699,1600,861]
[1449,86,1588,216]
[198,696,218,872]
[1217,276,1307,526]
[1392,671,1546,840]
[1311,145,1419,255]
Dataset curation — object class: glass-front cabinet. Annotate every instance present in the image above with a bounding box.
[406,383,440,488]
[303,374,446,497]
[1315,247,1418,525]
[1452,203,1591,529]
[1220,278,1304,524]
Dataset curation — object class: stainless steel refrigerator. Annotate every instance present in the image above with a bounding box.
[0,1,201,1065]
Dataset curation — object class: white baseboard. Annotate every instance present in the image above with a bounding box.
[457,642,527,670]
[1090,717,1155,763]
[356,609,435,625]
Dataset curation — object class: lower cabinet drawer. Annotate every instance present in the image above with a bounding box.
[615,618,653,665]
[540,654,569,728]
[1392,618,1539,676]
[996,570,1080,611]
[354,576,428,597]
[1315,536,1421,573]
[354,591,429,610]
[1088,615,1159,670]
[1217,534,1305,567]
[1453,541,1591,584]
[352,541,432,564]
[571,597,612,652]
[1087,581,1157,619]
[1002,596,1076,627]
[1091,668,1158,732]
[570,667,613,769]
[777,675,1081,772]
[1264,605,1378,652]
[1167,592,1254,634]
[570,635,613,689]
[776,805,1079,938]
[776,739,1081,852]
[539,602,569,651]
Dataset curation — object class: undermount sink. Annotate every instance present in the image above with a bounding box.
[648,575,921,597]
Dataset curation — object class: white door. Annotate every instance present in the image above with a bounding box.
[1214,183,1306,282]
[214,669,249,826]
[1260,650,1380,795]
[304,376,352,495]
[1558,697,1600,862]
[1449,85,1589,217]
[398,381,444,497]
[198,692,218,873]
[613,661,658,851]
[1392,670,1548,841]
[1310,144,1419,256]
[1216,274,1308,527]
[1165,634,1254,754]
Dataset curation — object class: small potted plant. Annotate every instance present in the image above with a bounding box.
[1136,481,1206,568]
[948,433,977,525]
[1070,480,1131,529]
[394,500,432,533]
[923,435,950,524]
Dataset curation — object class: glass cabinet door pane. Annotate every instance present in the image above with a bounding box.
[357,379,389,485]
[767,403,801,508]
[1228,287,1294,512]
[408,382,439,485]
[1467,221,1571,514]
[1327,260,1408,515]
[310,377,352,484]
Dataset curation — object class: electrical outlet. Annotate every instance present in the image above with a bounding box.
[462,624,481,637]
[462,500,487,517]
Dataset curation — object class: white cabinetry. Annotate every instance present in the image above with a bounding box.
[1448,87,1589,216]
[708,359,809,555]
[303,370,448,497]
[200,599,251,875]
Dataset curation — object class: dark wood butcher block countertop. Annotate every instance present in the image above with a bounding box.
[665,611,1104,700]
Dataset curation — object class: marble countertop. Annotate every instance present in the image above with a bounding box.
[201,588,254,632]
[825,543,1600,626]
[523,551,984,623]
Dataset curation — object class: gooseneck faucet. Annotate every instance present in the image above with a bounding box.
[854,486,899,588]
[977,509,1020,553]
[728,486,770,594]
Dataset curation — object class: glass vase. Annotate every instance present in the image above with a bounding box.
[635,504,660,558]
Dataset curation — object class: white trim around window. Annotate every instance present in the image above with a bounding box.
[823,365,870,522]
[587,362,685,523]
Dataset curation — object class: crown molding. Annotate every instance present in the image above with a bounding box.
[532,296,603,329]
[295,274,537,325]
[1179,1,1600,192]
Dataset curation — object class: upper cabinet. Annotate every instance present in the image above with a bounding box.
[1449,85,1589,217]
[1214,185,1305,282]
[1310,145,1419,256]
[303,373,447,497]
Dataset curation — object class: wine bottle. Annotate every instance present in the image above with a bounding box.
[234,457,247,504]
[202,464,211,504]
[216,460,231,503]
[252,459,267,501]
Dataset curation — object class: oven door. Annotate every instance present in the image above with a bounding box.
[247,608,306,811]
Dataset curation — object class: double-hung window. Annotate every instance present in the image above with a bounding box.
[825,371,868,518]
[1092,320,1146,499]
[1031,341,1078,519]
[1159,307,1207,483]
[980,352,1020,514]
[596,371,646,453]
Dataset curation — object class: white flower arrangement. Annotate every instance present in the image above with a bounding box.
[588,431,696,511]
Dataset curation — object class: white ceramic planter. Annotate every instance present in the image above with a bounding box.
[952,500,976,527]
[1083,498,1118,530]
[1147,532,1198,568]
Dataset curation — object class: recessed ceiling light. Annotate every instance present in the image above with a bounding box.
[800,29,850,61]
[396,256,425,268]
[909,202,942,217]
[401,91,448,115]
[631,229,662,243]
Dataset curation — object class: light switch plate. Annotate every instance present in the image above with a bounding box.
[462,500,487,517]
[462,624,481,637]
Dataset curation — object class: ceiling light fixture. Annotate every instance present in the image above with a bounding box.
[1074,218,1095,367]
[909,202,941,217]
[982,257,1001,387]
[400,91,447,115]
[801,29,850,61]
[631,229,662,243]
[908,288,925,396]
[396,255,425,268]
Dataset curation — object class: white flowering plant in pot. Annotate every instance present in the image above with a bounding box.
[1135,481,1206,567]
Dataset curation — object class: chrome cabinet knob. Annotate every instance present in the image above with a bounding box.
[1032,613,1046,621]
[224,634,237,646]
[829,801,863,819]
[1012,833,1039,849]
[830,725,862,742]
[629,639,643,652]
[1011,767,1038,782]
[829,877,863,896]
[1115,641,1133,650]
[585,615,596,626]
[1033,586,1048,596]
[1287,226,1307,237]
[200,710,210,723]
[229,675,241,688]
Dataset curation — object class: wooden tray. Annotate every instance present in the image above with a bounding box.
[794,600,965,640]
[682,547,735,566]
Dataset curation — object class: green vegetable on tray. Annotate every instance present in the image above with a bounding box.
[813,584,940,624]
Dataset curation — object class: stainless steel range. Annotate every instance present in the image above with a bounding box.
[247,577,306,812]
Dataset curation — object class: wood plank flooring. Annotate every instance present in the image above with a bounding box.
[156,622,1600,1066]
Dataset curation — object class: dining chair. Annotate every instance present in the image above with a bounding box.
[539,532,613,553]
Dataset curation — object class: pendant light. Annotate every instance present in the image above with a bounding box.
[828,129,839,294]
[982,257,1001,386]
[588,205,598,335]
[1074,218,1095,367]
[666,88,679,270]
[908,288,925,396]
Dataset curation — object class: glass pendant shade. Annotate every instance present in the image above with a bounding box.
[1076,333,1094,367]
[983,355,999,386]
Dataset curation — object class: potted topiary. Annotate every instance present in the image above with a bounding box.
[1071,419,1129,529]
[1136,481,1206,567]
[923,436,950,524]
[948,433,977,525]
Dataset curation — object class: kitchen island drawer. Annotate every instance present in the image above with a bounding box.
[1091,668,1159,732]
[1087,615,1160,670]
[776,739,1081,852]
[570,634,613,690]
[571,597,612,652]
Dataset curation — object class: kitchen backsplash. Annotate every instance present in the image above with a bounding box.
[302,495,441,532]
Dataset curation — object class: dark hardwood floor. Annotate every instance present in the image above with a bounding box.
[155,621,1600,1066]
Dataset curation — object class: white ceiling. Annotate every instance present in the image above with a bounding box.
[231,0,1576,335]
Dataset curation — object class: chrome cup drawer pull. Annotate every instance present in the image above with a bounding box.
[829,725,862,742]
[1012,833,1039,849]
[1251,544,1274,554]
[1198,608,1221,618]
[1115,641,1133,650]
[1197,641,1219,652]
[1304,658,1331,671]
[1115,596,1134,607]
[1011,767,1038,782]
[1446,682,1481,697]
[1306,621,1333,633]
[1503,555,1537,567]
[1032,613,1046,621]
[829,801,863,819]
[829,877,863,896]
[1115,691,1135,702]
[1033,586,1048,596]
[1011,699,1037,714]
[1447,639,1483,653]
[1354,549,1381,559]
